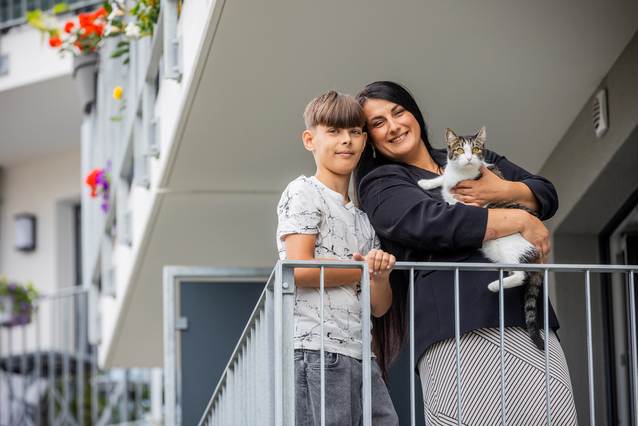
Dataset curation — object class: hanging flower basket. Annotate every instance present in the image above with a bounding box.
[85,163,112,213]
[0,279,38,328]
[72,52,99,113]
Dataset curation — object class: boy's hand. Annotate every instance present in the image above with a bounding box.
[352,249,396,277]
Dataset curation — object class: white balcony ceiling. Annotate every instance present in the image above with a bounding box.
[166,0,638,191]
[108,0,638,366]
[0,75,82,167]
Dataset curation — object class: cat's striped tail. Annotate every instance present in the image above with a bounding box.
[525,271,545,351]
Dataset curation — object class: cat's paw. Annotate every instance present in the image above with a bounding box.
[418,179,440,190]
[487,278,524,292]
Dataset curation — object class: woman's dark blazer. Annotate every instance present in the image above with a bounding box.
[358,148,560,360]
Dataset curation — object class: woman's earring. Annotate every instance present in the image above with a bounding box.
[371,145,377,159]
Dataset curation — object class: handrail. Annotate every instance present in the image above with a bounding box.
[196,260,638,426]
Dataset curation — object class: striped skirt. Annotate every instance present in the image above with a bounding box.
[418,327,577,425]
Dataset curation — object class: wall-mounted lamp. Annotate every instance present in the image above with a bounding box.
[15,213,36,252]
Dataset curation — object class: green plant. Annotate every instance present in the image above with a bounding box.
[109,0,160,64]
[0,278,38,326]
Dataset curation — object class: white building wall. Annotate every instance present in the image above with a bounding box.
[83,0,221,365]
[0,25,71,92]
[0,147,80,353]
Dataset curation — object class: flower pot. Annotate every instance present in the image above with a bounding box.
[72,52,99,113]
[0,296,33,327]
[0,296,13,325]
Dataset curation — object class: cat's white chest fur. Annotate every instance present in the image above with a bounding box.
[418,165,482,205]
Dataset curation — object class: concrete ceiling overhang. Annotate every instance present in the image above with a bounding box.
[167,0,638,191]
[106,0,638,366]
[0,75,82,166]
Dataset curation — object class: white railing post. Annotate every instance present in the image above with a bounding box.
[162,0,182,81]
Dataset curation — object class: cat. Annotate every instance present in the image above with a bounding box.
[418,127,544,350]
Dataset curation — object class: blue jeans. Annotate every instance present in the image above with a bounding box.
[294,349,399,426]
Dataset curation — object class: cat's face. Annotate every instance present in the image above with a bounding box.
[446,127,486,170]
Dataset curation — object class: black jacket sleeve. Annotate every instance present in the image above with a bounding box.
[358,164,488,252]
[485,150,559,220]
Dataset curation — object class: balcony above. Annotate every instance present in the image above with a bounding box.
[100,0,638,368]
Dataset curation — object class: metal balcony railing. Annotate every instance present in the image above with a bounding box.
[0,0,102,31]
[0,286,158,426]
[191,260,638,426]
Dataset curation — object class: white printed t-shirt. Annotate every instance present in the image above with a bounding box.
[276,175,380,360]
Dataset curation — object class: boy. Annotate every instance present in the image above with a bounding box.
[276,91,399,425]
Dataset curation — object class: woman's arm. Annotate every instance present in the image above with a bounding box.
[359,166,488,252]
[452,166,540,211]
[486,209,550,258]
[358,165,550,255]
[451,151,558,219]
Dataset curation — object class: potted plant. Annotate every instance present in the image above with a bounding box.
[0,279,38,327]
[28,3,109,112]
[85,163,112,213]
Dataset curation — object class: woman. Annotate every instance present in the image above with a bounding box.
[355,81,577,425]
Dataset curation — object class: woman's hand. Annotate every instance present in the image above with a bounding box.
[519,212,551,262]
[450,166,511,207]
[452,165,540,212]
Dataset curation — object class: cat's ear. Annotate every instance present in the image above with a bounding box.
[476,126,487,144]
[445,128,458,145]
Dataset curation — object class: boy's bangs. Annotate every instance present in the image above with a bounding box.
[317,97,365,129]
[305,91,365,129]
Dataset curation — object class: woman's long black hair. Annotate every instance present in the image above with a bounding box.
[354,81,439,378]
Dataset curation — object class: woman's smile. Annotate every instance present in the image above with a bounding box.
[389,131,408,144]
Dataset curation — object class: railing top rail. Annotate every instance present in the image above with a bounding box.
[35,286,88,301]
[280,260,638,273]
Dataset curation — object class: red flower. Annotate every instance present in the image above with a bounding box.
[78,12,92,27]
[64,21,75,33]
[85,168,102,198]
[92,6,107,19]
[48,36,62,48]
[82,23,98,36]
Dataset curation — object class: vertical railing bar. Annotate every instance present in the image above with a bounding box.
[274,263,284,425]
[410,268,416,426]
[63,296,71,424]
[454,267,462,426]
[91,348,98,425]
[48,300,55,426]
[499,268,506,426]
[0,330,2,422]
[77,293,85,426]
[585,270,595,426]
[35,301,42,426]
[21,325,27,422]
[0,329,3,426]
[361,263,372,426]
[320,266,325,426]
[135,375,143,421]
[628,270,638,426]
[544,268,551,426]
[8,324,13,426]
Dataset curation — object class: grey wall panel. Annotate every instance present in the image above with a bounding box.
[180,280,264,426]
